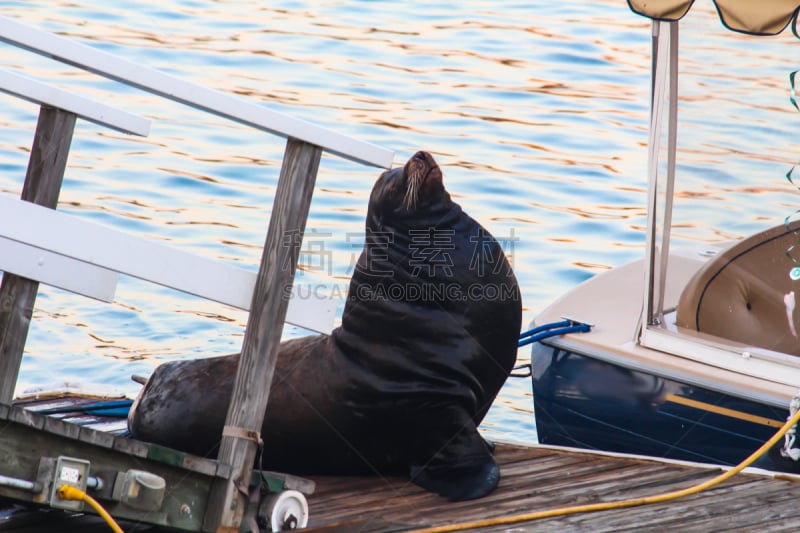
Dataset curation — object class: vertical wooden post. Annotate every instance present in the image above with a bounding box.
[0,106,76,404]
[204,138,322,532]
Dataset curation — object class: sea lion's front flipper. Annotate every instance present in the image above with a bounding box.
[409,412,500,501]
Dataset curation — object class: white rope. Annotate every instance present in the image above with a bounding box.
[780,390,800,461]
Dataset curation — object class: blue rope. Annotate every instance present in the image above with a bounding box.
[519,319,572,342]
[518,321,591,347]
[38,399,134,417]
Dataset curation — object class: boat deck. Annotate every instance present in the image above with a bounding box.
[2,395,800,532]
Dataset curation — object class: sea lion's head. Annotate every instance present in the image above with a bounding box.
[369,151,449,220]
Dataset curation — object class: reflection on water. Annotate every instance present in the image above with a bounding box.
[0,0,797,443]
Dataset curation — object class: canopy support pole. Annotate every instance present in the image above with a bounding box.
[640,20,679,337]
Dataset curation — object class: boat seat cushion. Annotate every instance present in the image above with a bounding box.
[676,222,800,355]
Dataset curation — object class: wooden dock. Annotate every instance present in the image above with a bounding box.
[304,443,800,532]
[3,395,800,532]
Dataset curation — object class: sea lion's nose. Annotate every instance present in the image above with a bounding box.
[413,151,432,164]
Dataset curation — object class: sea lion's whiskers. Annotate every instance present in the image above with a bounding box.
[403,180,417,209]
[403,168,422,209]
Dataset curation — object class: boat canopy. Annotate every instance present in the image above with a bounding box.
[628,0,800,36]
[631,0,800,385]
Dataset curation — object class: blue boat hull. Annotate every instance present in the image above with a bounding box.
[531,342,800,472]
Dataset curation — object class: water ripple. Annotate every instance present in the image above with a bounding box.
[0,0,797,442]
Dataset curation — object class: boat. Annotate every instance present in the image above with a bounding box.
[529,0,800,472]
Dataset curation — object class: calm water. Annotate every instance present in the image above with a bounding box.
[0,1,797,444]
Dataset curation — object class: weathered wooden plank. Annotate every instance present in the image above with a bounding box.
[258,471,316,495]
[703,497,800,532]
[78,425,115,449]
[8,408,45,430]
[303,517,411,533]
[488,472,711,528]
[42,416,80,440]
[2,436,800,532]
[20,398,77,412]
[524,464,713,500]
[0,106,75,405]
[0,417,213,530]
[607,464,721,493]
[315,455,653,524]
[531,475,792,532]
[545,466,692,503]
[310,451,649,522]
[475,465,673,516]
[300,444,800,533]
[493,445,560,465]
[309,480,419,513]
[216,462,232,480]
[574,478,798,531]
[309,475,395,498]
[498,451,612,477]
[78,420,128,434]
[205,138,322,531]
[713,524,800,533]
[482,456,632,497]
[111,435,150,459]
[182,454,219,478]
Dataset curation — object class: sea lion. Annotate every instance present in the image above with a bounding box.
[128,151,522,501]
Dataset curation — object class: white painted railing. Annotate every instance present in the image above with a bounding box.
[0,15,395,530]
[0,15,393,168]
[0,196,337,333]
[0,68,337,333]
[0,69,151,136]
[0,15,394,334]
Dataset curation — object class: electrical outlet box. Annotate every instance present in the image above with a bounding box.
[49,456,90,511]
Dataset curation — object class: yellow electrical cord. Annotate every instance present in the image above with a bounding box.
[412,406,800,533]
[57,485,125,533]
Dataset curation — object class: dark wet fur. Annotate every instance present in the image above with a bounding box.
[129,151,522,501]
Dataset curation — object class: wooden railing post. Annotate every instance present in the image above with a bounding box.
[0,105,76,404]
[204,137,322,532]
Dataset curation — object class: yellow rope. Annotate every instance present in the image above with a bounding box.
[412,406,800,533]
[57,485,125,533]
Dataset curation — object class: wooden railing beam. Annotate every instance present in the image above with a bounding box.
[203,138,322,531]
[0,105,76,404]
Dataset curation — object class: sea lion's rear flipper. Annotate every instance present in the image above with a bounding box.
[410,454,499,502]
[409,412,499,501]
